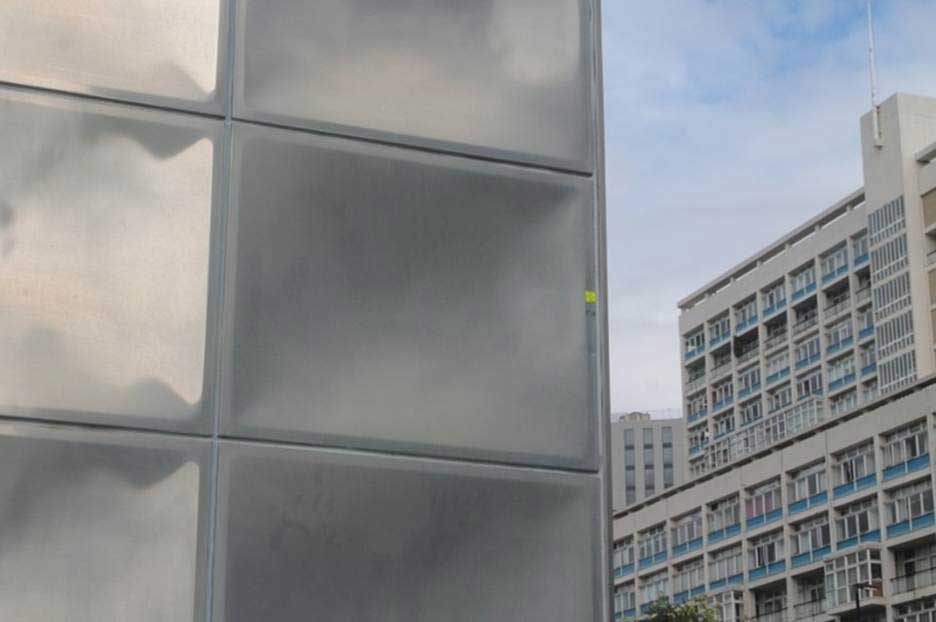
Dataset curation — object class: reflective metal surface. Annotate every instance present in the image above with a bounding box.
[214,441,602,622]
[0,87,222,433]
[0,0,228,113]
[0,421,211,621]
[221,123,597,468]
[234,0,595,171]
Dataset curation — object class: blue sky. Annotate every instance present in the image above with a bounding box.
[602,0,936,414]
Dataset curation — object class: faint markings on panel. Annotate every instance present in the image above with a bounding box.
[0,87,222,433]
[214,441,601,622]
[0,421,211,621]
[0,0,227,113]
[222,123,597,468]
[234,0,595,171]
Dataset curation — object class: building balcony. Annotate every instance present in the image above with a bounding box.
[882,453,930,481]
[685,346,705,361]
[711,361,733,379]
[822,264,849,283]
[686,376,707,393]
[824,296,851,320]
[789,491,828,516]
[671,537,703,558]
[796,353,822,370]
[766,367,790,385]
[708,573,743,591]
[763,300,787,317]
[795,598,827,620]
[615,608,637,622]
[886,512,935,538]
[736,317,759,334]
[746,508,783,530]
[827,372,856,392]
[854,286,871,306]
[861,362,877,376]
[738,383,761,399]
[673,585,706,604]
[832,474,876,499]
[711,333,730,348]
[836,529,880,550]
[793,283,817,301]
[638,551,668,569]
[765,332,788,351]
[893,565,936,595]
[854,253,870,266]
[737,347,760,365]
[858,325,874,340]
[748,560,786,581]
[825,337,854,356]
[614,563,635,578]
[792,314,818,336]
[791,545,832,568]
[687,409,708,424]
[754,610,785,622]
[825,582,884,616]
[712,396,734,412]
[707,523,742,544]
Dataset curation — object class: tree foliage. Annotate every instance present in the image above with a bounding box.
[646,597,718,622]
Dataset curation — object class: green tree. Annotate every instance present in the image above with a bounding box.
[646,597,718,622]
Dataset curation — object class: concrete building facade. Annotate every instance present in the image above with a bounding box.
[611,413,685,510]
[613,93,936,622]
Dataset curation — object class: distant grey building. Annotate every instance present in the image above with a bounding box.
[611,413,685,510]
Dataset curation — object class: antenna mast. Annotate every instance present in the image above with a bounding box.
[867,0,882,147]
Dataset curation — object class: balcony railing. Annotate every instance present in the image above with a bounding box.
[824,295,851,319]
[754,611,785,622]
[893,565,936,594]
[792,314,818,336]
[764,332,787,350]
[737,347,760,365]
[794,599,826,619]
[686,376,706,393]
[711,361,733,379]
[854,286,871,305]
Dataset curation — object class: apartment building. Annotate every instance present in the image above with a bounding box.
[611,413,685,510]
[612,93,936,622]
[678,93,936,480]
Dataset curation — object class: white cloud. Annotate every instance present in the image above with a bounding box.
[602,0,936,412]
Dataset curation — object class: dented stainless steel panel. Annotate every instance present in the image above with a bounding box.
[234,0,595,171]
[0,421,211,621]
[0,0,229,114]
[214,440,603,622]
[0,87,222,433]
[221,122,598,469]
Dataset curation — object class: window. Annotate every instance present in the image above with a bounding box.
[674,559,705,593]
[821,245,848,278]
[708,496,741,532]
[713,380,734,405]
[766,351,790,377]
[687,393,708,418]
[638,525,667,560]
[624,430,635,505]
[792,515,830,555]
[789,463,826,502]
[710,590,744,622]
[853,232,868,259]
[763,282,786,310]
[613,539,635,571]
[895,597,936,622]
[754,587,786,617]
[888,480,934,524]
[672,513,703,548]
[746,480,781,519]
[614,586,636,616]
[868,195,905,245]
[714,412,735,438]
[792,265,816,293]
[882,421,928,467]
[739,367,761,393]
[879,350,917,393]
[862,380,879,403]
[870,233,908,281]
[740,399,763,426]
[860,344,876,369]
[834,443,875,485]
[796,372,822,400]
[736,298,757,326]
[709,546,743,581]
[876,311,914,359]
[688,427,709,451]
[858,308,873,333]
[710,315,731,343]
[644,428,655,497]
[874,272,911,321]
[836,497,878,540]
[830,389,858,414]
[640,571,668,605]
[826,318,853,350]
[662,427,674,489]
[795,337,820,366]
[828,356,856,385]
[749,530,784,568]
[685,329,705,354]
[767,385,792,413]
[824,549,882,609]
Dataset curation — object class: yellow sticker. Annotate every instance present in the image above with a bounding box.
[585,290,597,304]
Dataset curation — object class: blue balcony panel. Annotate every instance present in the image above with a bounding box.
[708,530,724,544]
[854,253,869,265]
[765,508,783,524]
[690,586,706,597]
[748,566,767,581]
[909,453,930,472]
[862,363,877,376]
[809,491,828,507]
[833,482,854,498]
[641,603,653,615]
[673,591,689,604]
[859,326,874,339]
[888,520,911,538]
[792,552,811,567]
[747,515,765,530]
[654,551,667,563]
[727,573,743,585]
[767,560,786,575]
[837,536,858,550]
[814,545,831,561]
[672,542,688,557]
[638,556,654,569]
[788,499,808,515]
[725,523,742,538]
[623,609,637,620]
[860,529,881,543]
[884,462,907,480]
[709,578,726,590]
[687,537,703,552]
[619,563,634,576]
[856,474,876,490]
[914,512,935,530]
